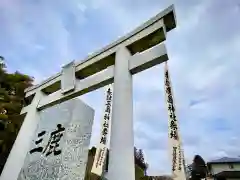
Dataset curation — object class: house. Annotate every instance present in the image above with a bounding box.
[207,157,240,180]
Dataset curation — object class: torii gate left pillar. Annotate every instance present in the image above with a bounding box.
[0,5,176,180]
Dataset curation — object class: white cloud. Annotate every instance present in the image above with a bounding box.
[1,0,240,177]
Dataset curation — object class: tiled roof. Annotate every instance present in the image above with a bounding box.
[208,157,240,164]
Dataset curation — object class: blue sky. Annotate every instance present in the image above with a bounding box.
[1,0,240,176]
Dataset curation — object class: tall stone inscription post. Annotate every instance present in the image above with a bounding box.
[91,85,113,176]
[1,5,177,180]
[164,62,186,180]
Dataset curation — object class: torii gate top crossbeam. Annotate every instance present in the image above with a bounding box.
[22,4,176,111]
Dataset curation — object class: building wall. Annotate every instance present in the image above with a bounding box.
[211,163,240,175]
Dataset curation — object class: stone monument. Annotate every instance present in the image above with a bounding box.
[17,99,94,180]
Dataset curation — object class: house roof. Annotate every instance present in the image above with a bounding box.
[208,157,240,164]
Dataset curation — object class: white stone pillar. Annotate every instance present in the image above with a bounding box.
[108,47,135,180]
[0,91,44,180]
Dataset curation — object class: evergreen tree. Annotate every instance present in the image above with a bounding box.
[138,149,145,164]
[134,147,138,161]
[0,57,33,174]
[135,148,147,172]
[189,155,207,180]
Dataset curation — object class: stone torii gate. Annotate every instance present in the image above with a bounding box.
[1,5,177,180]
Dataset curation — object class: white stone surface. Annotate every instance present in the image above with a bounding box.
[164,63,186,180]
[91,85,113,176]
[61,61,76,94]
[108,47,135,180]
[32,42,168,111]
[18,98,94,180]
[129,42,168,74]
[24,5,176,97]
[1,98,94,180]
[0,91,44,180]
[37,66,114,110]
[1,5,177,180]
